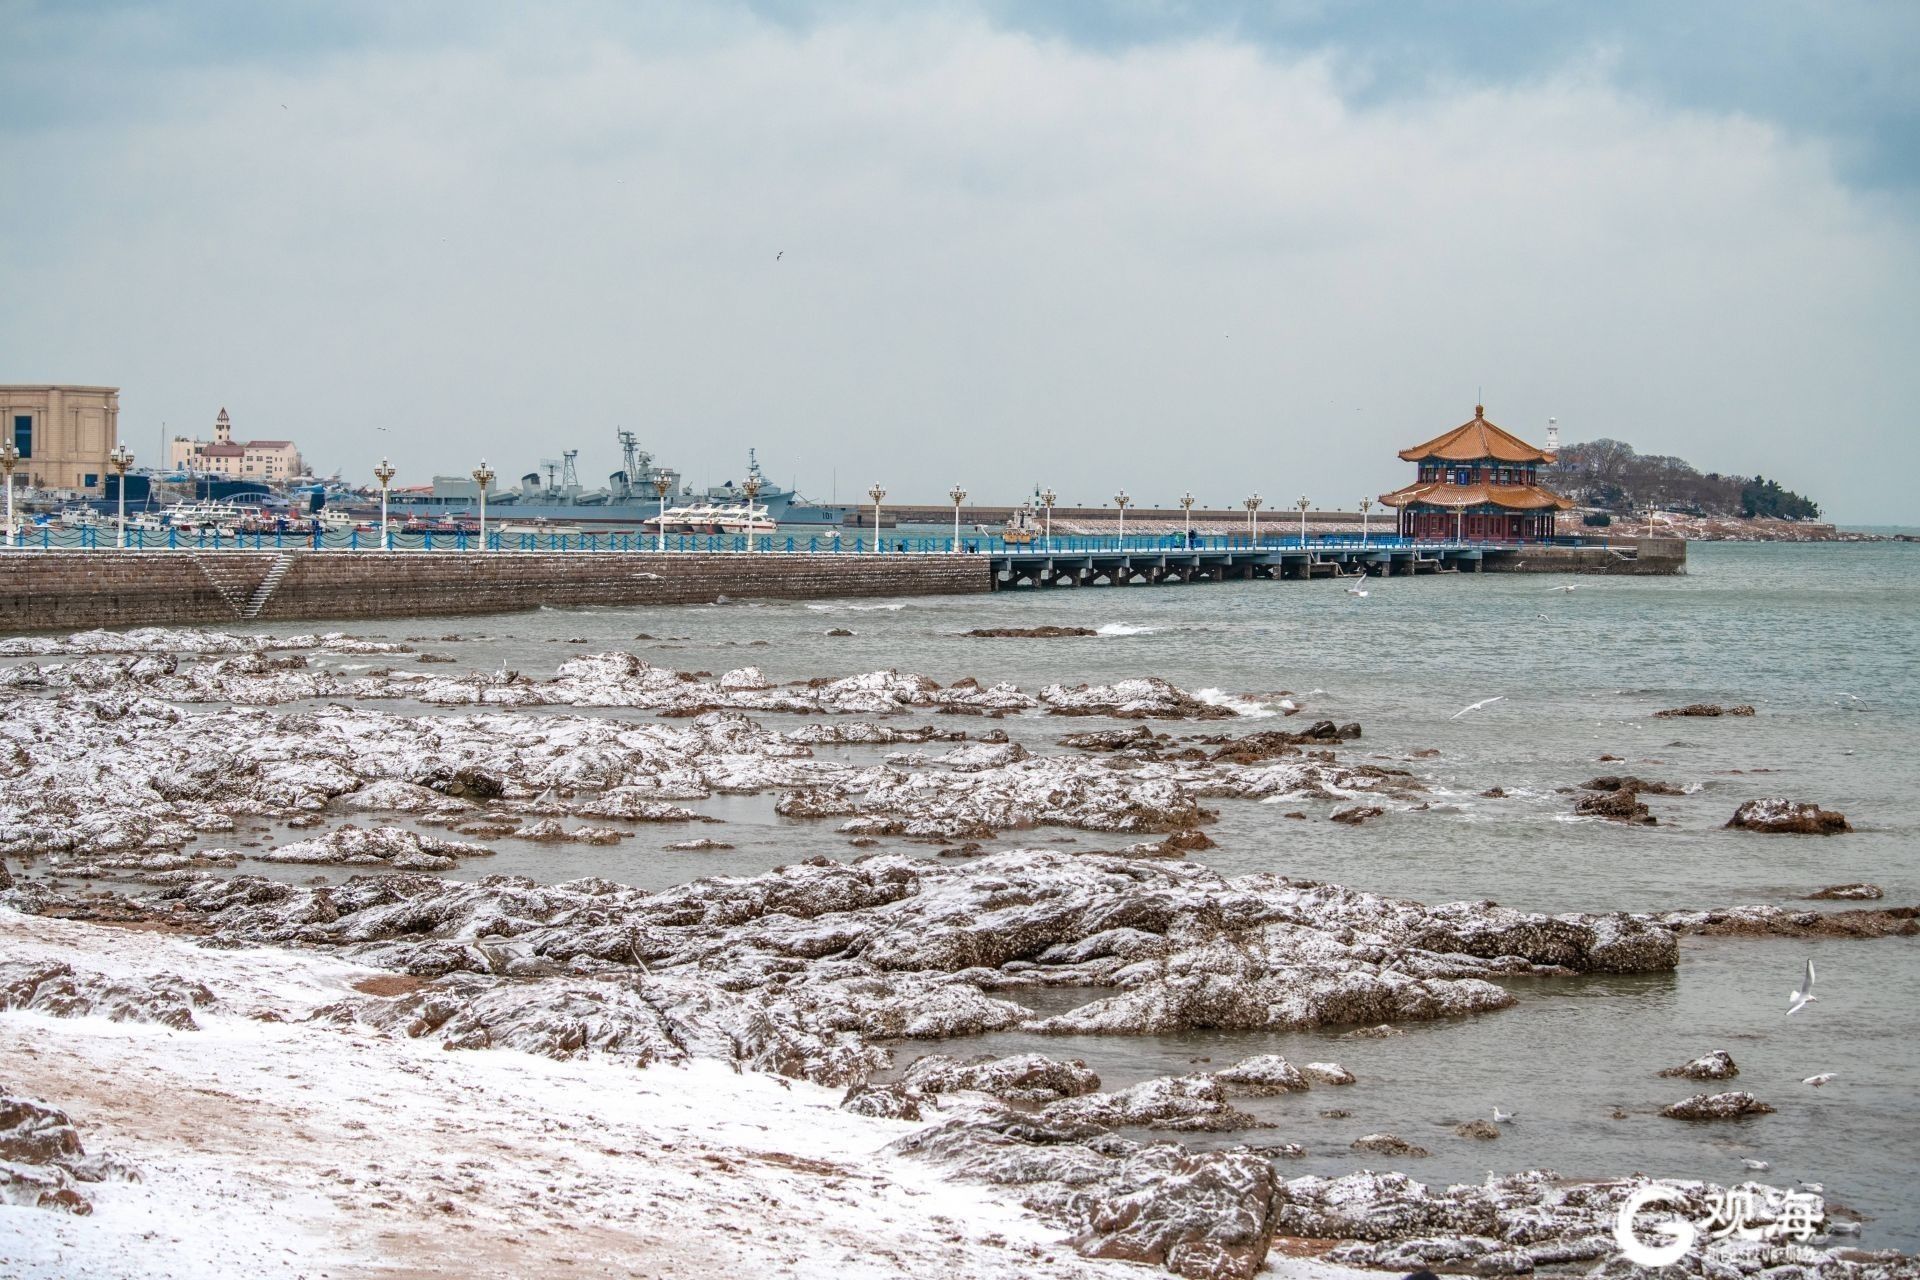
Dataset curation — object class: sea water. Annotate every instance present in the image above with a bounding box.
[74,542,1920,1245]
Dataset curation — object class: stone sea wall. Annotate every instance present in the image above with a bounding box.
[0,551,993,631]
[1481,537,1685,574]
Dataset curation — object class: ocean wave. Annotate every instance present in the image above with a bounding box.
[1095,622,1155,636]
[1193,688,1277,718]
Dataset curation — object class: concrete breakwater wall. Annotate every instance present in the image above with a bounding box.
[1481,538,1686,575]
[1,552,993,632]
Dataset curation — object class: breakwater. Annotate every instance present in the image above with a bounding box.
[0,551,993,632]
[1,538,1682,631]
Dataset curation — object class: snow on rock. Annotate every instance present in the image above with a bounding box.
[0,959,215,1030]
[37,850,1684,1071]
[936,741,1031,772]
[894,1105,1280,1280]
[0,910,1144,1280]
[1661,1090,1776,1120]
[1209,1054,1311,1094]
[0,1087,137,1214]
[339,778,468,814]
[1287,1169,1869,1280]
[901,1053,1102,1104]
[1727,797,1853,835]
[1301,1062,1356,1086]
[1658,1049,1740,1080]
[253,825,493,871]
[1042,1074,1269,1132]
[1038,678,1238,720]
[826,757,1214,839]
[1349,1133,1430,1158]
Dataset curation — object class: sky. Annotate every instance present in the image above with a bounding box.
[2,1,1916,520]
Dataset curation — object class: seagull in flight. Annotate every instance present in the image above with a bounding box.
[1452,696,1504,720]
[1787,958,1818,1015]
[1492,1106,1514,1124]
[1345,586,1369,597]
[775,250,783,260]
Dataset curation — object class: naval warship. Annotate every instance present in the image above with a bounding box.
[381,435,844,526]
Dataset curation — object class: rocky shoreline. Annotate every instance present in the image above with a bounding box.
[3,626,1914,1279]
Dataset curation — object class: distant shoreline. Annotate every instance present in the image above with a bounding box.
[1608,515,1915,543]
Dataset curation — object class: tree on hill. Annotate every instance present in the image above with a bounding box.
[1543,440,1820,520]
[1740,476,1821,520]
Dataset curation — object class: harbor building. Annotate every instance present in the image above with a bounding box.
[168,408,304,480]
[0,384,121,494]
[1380,405,1572,541]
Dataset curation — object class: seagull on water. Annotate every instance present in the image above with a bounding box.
[1800,1181,1825,1193]
[1492,1106,1514,1124]
[1452,696,1504,720]
[1803,1073,1837,1087]
[1787,958,1818,1015]
[1743,1158,1771,1172]
[1828,1222,1862,1236]
[1545,584,1577,593]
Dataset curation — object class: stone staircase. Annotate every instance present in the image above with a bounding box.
[190,554,288,620]
[241,555,293,619]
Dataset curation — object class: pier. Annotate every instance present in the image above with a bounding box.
[1,534,1682,631]
[983,535,1681,588]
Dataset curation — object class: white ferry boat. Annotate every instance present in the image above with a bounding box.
[497,519,586,539]
[163,500,264,534]
[710,503,777,535]
[645,503,731,535]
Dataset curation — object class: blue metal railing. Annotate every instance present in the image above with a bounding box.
[0,525,1623,556]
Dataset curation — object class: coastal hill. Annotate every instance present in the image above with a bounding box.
[1544,439,1821,521]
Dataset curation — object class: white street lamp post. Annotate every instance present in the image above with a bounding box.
[1295,495,1311,547]
[652,476,672,552]
[0,439,17,548]
[472,459,495,549]
[1358,496,1372,545]
[373,457,396,547]
[1113,490,1131,545]
[1179,491,1195,543]
[1040,487,1057,550]
[1244,493,1263,542]
[948,485,966,550]
[868,483,886,553]
[742,476,763,551]
[108,442,134,549]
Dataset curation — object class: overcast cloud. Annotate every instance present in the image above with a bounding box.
[2,1,1915,520]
